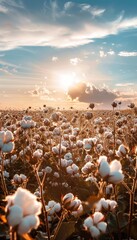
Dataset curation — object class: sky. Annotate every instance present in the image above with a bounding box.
[0,0,137,109]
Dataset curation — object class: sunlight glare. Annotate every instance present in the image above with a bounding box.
[59,72,78,91]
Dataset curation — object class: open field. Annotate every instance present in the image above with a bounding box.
[0,108,137,240]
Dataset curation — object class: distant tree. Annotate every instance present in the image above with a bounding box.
[111,101,117,110]
[128,103,135,109]
[89,103,95,110]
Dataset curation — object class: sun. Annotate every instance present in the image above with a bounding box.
[59,72,78,91]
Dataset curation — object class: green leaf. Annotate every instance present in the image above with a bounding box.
[55,221,76,240]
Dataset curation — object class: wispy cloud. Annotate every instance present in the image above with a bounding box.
[80,4,105,16]
[0,1,137,51]
[0,67,13,75]
[118,51,137,57]
[115,83,134,87]
[64,1,74,11]
[0,0,24,9]
[107,50,115,55]
[70,58,82,65]
[0,5,8,13]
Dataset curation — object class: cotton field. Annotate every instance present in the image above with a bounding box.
[0,104,137,240]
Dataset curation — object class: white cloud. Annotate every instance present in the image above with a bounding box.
[80,4,105,16]
[0,67,13,75]
[91,8,106,16]
[29,84,51,97]
[1,4,137,50]
[107,50,115,55]
[99,50,107,58]
[115,83,134,87]
[70,58,82,65]
[64,2,74,11]
[0,0,24,9]
[118,17,137,30]
[99,50,115,57]
[67,82,118,104]
[52,56,58,62]
[118,51,137,57]
[0,5,8,13]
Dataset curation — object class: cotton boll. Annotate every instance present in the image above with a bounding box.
[4,159,10,166]
[66,166,73,175]
[48,200,56,209]
[89,226,100,238]
[68,199,81,211]
[17,215,40,235]
[101,198,109,210]
[106,200,117,211]
[62,193,74,204]
[76,140,83,148]
[97,222,107,233]
[64,152,72,160]
[44,166,52,174]
[5,130,14,143]
[83,216,93,229]
[2,142,15,153]
[13,188,42,216]
[116,139,122,145]
[110,160,122,172]
[74,173,80,178]
[98,155,107,164]
[84,155,92,162]
[67,160,73,166]
[93,212,104,225]
[116,144,127,157]
[60,159,68,167]
[53,203,61,213]
[33,149,43,159]
[71,164,79,173]
[48,207,55,215]
[108,171,124,184]
[20,174,27,182]
[7,205,23,227]
[95,198,108,212]
[72,204,83,217]
[3,170,9,178]
[54,172,60,178]
[99,161,110,178]
[62,182,69,188]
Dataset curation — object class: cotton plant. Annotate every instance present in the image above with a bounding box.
[116,144,128,157]
[62,193,83,216]
[11,174,27,186]
[98,156,124,184]
[0,130,14,153]
[45,200,61,227]
[81,162,94,175]
[84,212,107,238]
[6,187,42,235]
[95,198,117,213]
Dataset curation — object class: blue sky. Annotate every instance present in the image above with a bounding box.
[0,0,137,109]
